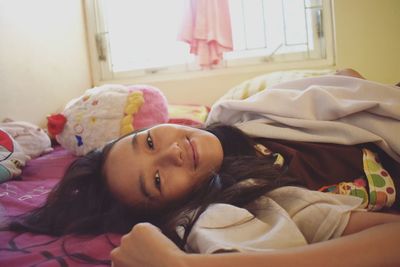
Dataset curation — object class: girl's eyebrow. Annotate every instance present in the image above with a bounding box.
[131,133,138,149]
[132,133,152,201]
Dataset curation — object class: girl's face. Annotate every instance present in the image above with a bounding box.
[104,124,224,209]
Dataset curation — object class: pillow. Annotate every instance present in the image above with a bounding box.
[0,129,30,183]
[48,84,169,156]
[168,104,210,126]
[0,120,53,158]
[217,69,335,102]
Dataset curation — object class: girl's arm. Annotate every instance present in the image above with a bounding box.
[334,68,366,79]
[111,212,400,267]
[342,211,400,236]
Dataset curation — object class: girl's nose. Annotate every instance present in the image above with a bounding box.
[160,142,183,166]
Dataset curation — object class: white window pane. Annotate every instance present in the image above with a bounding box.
[229,0,246,50]
[241,0,266,49]
[104,0,192,71]
[282,0,307,45]
[264,0,285,49]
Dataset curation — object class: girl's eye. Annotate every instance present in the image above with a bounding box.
[146,131,154,149]
[154,171,161,191]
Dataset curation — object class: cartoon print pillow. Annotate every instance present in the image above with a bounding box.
[0,120,53,158]
[167,104,210,126]
[0,129,30,183]
[47,84,169,156]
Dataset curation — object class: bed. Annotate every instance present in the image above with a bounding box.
[0,146,121,266]
[0,100,211,266]
[1,69,399,266]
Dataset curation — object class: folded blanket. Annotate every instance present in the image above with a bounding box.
[206,76,400,162]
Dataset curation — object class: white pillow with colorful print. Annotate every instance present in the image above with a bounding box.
[0,129,30,183]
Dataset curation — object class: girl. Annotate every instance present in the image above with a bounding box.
[8,71,400,266]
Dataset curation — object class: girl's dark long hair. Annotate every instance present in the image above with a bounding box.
[5,124,301,250]
[6,137,154,236]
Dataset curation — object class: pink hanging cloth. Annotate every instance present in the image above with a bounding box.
[178,0,233,69]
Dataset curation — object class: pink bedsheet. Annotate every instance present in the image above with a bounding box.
[0,147,121,266]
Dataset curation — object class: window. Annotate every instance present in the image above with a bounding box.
[84,0,334,82]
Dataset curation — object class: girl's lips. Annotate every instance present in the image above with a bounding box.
[188,138,198,170]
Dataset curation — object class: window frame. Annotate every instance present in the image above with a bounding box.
[84,0,336,85]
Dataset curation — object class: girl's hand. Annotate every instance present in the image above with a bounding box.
[334,68,365,79]
[111,223,186,267]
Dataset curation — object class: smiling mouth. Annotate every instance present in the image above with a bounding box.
[188,138,198,169]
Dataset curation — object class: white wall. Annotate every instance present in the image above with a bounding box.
[0,0,399,126]
[333,0,400,83]
[0,0,92,126]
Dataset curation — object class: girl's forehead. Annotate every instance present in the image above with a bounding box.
[104,134,144,205]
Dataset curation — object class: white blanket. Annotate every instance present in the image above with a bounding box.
[206,76,400,162]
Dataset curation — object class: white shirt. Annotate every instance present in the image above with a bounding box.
[183,186,364,254]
